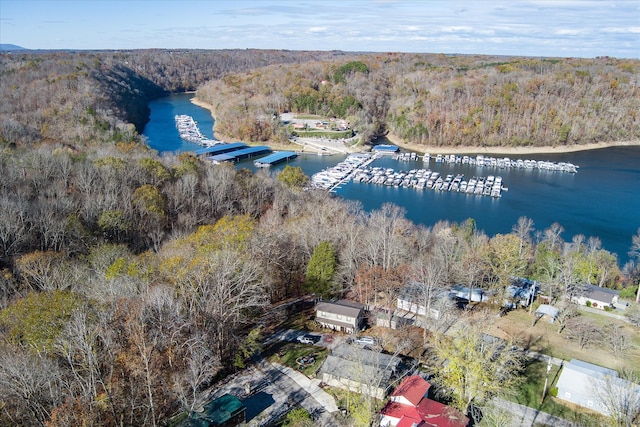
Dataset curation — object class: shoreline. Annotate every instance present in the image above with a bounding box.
[384,133,640,156]
[191,97,640,156]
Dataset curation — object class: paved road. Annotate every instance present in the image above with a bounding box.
[492,398,583,427]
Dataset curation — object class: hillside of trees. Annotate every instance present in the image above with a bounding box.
[0,49,353,146]
[197,53,640,147]
[0,49,639,426]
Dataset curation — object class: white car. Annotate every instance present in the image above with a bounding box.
[354,336,376,346]
[297,335,315,344]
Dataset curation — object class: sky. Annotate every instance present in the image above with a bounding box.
[1,0,639,58]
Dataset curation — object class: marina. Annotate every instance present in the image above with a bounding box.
[175,114,220,146]
[422,153,578,173]
[309,153,378,192]
[145,93,640,266]
[351,166,507,197]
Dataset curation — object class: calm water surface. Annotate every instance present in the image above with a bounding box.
[143,93,640,265]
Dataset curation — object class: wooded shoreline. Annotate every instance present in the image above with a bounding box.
[192,96,640,156]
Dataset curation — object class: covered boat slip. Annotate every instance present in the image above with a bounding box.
[194,142,272,163]
[194,142,247,156]
[254,151,298,167]
[209,146,271,162]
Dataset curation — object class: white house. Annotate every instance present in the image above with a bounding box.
[556,359,640,416]
[396,283,451,319]
[571,284,620,310]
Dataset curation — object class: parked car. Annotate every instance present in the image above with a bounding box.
[354,336,376,346]
[297,334,319,344]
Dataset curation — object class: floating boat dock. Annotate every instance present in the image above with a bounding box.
[254,151,298,168]
[175,114,220,147]
[425,153,578,173]
[308,153,379,192]
[351,166,506,197]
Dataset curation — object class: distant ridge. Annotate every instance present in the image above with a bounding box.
[0,44,28,51]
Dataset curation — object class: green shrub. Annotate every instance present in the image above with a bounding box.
[586,301,592,307]
[549,386,558,397]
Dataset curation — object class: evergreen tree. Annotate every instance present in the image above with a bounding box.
[304,241,337,298]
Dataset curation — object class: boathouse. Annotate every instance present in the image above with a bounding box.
[194,142,247,157]
[254,151,297,167]
[208,146,271,163]
[372,144,399,155]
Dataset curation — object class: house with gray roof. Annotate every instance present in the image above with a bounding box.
[318,343,401,399]
[571,284,620,310]
[315,299,364,333]
[556,359,640,416]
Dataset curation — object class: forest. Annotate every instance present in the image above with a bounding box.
[0,49,639,426]
[197,53,640,147]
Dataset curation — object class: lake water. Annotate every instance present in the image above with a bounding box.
[143,93,640,266]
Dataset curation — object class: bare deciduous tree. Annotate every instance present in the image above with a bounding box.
[592,370,640,427]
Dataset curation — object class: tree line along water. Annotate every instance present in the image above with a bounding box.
[143,93,640,266]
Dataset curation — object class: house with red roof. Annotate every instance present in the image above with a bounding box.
[380,376,469,427]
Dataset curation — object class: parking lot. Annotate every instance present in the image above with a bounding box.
[204,329,344,426]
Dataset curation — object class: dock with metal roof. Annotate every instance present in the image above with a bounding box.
[209,146,272,163]
[372,144,399,154]
[194,142,247,157]
[254,151,298,167]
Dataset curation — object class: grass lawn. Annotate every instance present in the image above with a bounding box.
[266,341,328,377]
[508,359,606,426]
[489,308,640,372]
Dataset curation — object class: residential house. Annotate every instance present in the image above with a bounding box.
[571,284,620,309]
[318,343,401,400]
[396,283,451,319]
[451,284,489,303]
[376,310,412,329]
[380,375,469,427]
[315,299,364,333]
[556,359,640,416]
[187,394,245,427]
[504,278,538,309]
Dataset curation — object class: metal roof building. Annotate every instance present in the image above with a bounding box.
[194,142,247,157]
[555,359,640,416]
[209,146,271,162]
[372,144,399,154]
[254,151,298,167]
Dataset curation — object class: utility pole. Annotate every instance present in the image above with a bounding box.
[541,355,553,405]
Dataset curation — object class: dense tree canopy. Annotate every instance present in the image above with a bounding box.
[198,54,640,147]
[0,48,637,426]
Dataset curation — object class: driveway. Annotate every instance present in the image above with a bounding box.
[207,350,341,426]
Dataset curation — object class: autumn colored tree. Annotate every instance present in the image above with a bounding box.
[277,165,309,190]
[433,315,523,422]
